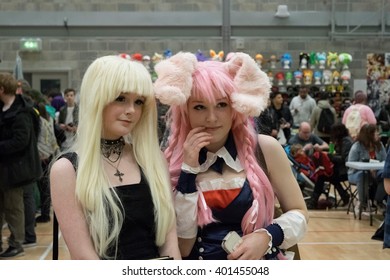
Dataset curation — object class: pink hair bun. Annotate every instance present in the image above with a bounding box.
[154,52,198,106]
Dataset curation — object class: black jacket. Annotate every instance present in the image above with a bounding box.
[0,95,42,189]
[270,104,294,141]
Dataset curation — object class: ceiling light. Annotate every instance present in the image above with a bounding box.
[275,5,290,18]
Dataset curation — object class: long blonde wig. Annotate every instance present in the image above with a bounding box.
[73,55,175,258]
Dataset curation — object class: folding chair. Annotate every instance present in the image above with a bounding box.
[345,182,357,218]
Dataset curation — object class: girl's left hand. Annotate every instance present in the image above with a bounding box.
[226,231,271,260]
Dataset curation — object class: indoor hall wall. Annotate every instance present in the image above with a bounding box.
[0,0,388,92]
[1,36,388,92]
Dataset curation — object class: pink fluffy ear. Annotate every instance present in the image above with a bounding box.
[154,52,198,106]
[225,52,271,117]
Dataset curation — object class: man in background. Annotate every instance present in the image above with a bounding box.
[0,72,42,258]
[289,85,316,128]
[58,88,78,150]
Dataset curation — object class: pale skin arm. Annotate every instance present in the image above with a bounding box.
[384,178,390,195]
[50,158,99,259]
[313,141,329,152]
[258,134,308,219]
[158,223,182,259]
[228,134,308,260]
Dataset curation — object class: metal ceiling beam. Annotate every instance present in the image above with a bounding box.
[0,10,388,38]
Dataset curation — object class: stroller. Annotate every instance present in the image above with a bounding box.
[283,145,315,200]
[284,145,336,208]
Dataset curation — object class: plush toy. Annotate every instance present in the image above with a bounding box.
[294,70,303,86]
[281,53,292,69]
[299,52,309,69]
[210,49,224,61]
[267,71,274,84]
[316,52,327,69]
[195,49,208,62]
[269,55,279,69]
[118,53,131,60]
[322,69,332,85]
[152,52,163,64]
[332,71,340,85]
[309,51,317,69]
[314,71,322,85]
[275,72,285,86]
[255,53,263,69]
[303,69,313,85]
[285,71,293,86]
[142,55,151,71]
[163,49,173,59]
[131,53,143,62]
[151,52,164,82]
[327,52,338,69]
[341,69,351,85]
[338,53,352,69]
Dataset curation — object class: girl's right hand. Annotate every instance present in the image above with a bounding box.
[183,127,212,167]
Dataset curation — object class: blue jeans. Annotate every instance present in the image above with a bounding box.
[348,171,364,203]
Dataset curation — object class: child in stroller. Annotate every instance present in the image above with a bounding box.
[287,144,335,209]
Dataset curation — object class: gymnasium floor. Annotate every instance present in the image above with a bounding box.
[1,206,389,260]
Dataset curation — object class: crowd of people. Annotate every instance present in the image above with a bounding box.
[0,51,389,259]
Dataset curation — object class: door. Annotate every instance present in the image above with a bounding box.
[31,72,69,96]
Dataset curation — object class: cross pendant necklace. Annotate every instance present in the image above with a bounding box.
[114,169,124,182]
[102,146,125,183]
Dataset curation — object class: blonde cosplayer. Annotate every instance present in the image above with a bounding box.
[74,55,175,258]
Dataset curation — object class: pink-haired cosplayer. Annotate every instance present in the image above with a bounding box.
[154,52,308,260]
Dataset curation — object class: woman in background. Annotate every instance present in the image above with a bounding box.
[348,124,386,213]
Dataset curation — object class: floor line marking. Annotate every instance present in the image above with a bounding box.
[39,231,62,260]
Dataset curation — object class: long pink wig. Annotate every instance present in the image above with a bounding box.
[154,52,274,234]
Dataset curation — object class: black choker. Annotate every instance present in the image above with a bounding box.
[101,137,125,163]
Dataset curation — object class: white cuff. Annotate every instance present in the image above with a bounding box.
[174,191,199,238]
[273,210,307,249]
[181,163,201,174]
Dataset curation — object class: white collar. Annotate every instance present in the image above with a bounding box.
[198,146,244,173]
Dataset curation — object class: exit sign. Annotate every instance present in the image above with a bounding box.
[19,38,42,52]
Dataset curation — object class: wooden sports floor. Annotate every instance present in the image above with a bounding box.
[1,205,389,260]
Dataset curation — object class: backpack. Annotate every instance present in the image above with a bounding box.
[345,105,361,138]
[317,108,333,133]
